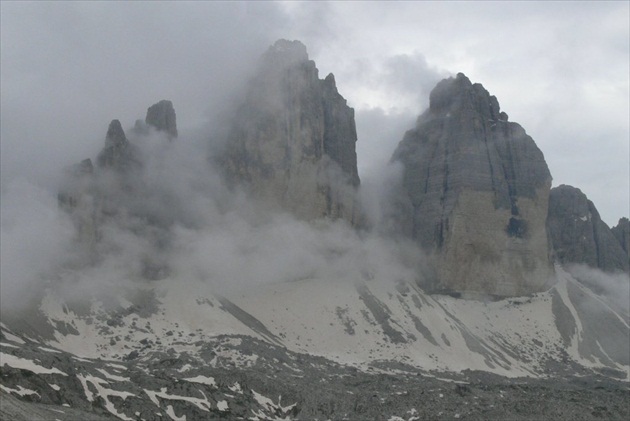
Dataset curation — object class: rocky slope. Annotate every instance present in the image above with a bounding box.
[1,265,628,420]
[220,39,361,224]
[391,73,554,298]
[548,185,629,273]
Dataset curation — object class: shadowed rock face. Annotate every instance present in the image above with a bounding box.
[145,99,178,139]
[391,73,554,298]
[221,39,360,224]
[96,120,140,171]
[548,185,629,273]
[612,217,630,256]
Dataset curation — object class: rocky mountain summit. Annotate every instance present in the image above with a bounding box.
[96,119,141,171]
[548,185,629,273]
[57,100,180,276]
[221,39,361,224]
[145,99,178,139]
[391,73,554,298]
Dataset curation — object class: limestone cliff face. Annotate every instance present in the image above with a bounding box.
[547,185,629,273]
[391,73,554,298]
[221,40,360,224]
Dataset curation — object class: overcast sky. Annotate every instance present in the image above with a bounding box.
[1,1,628,225]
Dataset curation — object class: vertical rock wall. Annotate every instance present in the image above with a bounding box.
[221,40,360,224]
[392,73,554,298]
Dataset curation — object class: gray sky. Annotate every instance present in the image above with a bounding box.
[1,1,628,225]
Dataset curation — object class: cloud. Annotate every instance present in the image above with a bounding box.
[0,1,286,189]
[566,264,630,321]
[0,180,75,312]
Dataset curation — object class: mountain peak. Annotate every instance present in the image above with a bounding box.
[145,99,178,139]
[221,39,360,223]
[548,184,629,273]
[104,119,127,148]
[392,74,553,297]
[268,39,308,60]
[428,72,505,121]
[258,39,312,73]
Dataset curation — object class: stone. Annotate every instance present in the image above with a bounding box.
[220,39,360,224]
[547,185,629,273]
[145,100,177,139]
[391,73,554,298]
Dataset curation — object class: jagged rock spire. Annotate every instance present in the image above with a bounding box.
[96,120,139,171]
[548,185,629,273]
[145,100,177,139]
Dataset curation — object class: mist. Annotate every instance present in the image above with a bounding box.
[0,78,424,314]
[566,264,630,319]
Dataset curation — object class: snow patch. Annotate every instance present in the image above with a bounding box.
[77,374,135,420]
[96,368,130,382]
[1,352,68,375]
[0,384,40,397]
[165,405,186,421]
[38,346,62,353]
[1,330,25,344]
[183,375,216,387]
[144,387,212,412]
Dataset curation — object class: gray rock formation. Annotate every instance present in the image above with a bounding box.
[145,99,178,138]
[611,217,630,255]
[391,73,554,298]
[547,185,629,273]
[96,119,139,171]
[221,39,360,224]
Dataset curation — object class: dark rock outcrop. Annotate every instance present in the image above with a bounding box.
[96,120,140,171]
[145,99,178,138]
[611,217,630,255]
[547,185,629,273]
[221,39,360,224]
[391,73,554,298]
